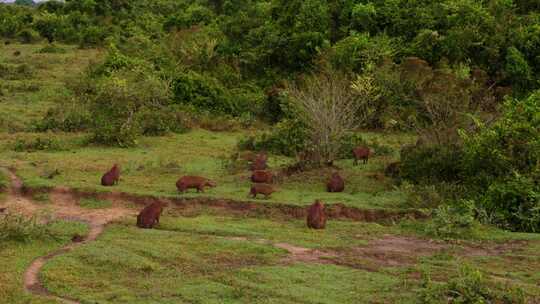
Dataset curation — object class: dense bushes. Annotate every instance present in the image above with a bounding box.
[401,91,540,232]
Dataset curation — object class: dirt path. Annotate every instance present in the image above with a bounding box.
[0,168,136,304]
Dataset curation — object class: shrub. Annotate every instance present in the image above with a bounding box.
[0,211,56,242]
[424,200,477,239]
[238,118,309,156]
[37,43,66,53]
[172,71,234,115]
[17,28,40,43]
[0,63,34,80]
[13,136,65,152]
[400,144,464,184]
[36,100,92,132]
[419,265,526,304]
[137,106,190,136]
[480,175,540,232]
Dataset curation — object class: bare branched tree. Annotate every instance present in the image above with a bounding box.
[287,71,378,166]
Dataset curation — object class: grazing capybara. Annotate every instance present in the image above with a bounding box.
[249,153,268,171]
[71,234,84,243]
[307,200,326,229]
[176,176,216,193]
[353,146,371,165]
[326,172,344,193]
[250,183,275,199]
[101,164,120,186]
[251,170,273,183]
[136,201,166,229]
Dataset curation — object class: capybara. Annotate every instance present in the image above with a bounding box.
[71,234,84,243]
[13,50,20,56]
[326,172,344,192]
[251,170,273,183]
[353,146,371,165]
[250,183,275,199]
[0,207,6,213]
[101,164,120,186]
[176,176,216,193]
[249,153,268,171]
[136,202,166,229]
[307,200,326,229]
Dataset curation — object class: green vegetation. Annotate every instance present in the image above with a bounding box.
[1,0,540,303]
[78,198,112,209]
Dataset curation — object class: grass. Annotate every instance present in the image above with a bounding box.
[0,42,101,132]
[0,219,88,304]
[0,169,7,201]
[0,129,413,210]
[38,214,540,303]
[41,218,412,303]
[78,197,113,209]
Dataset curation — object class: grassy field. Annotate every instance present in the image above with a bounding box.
[39,215,540,303]
[0,219,88,304]
[0,130,413,209]
[1,42,539,304]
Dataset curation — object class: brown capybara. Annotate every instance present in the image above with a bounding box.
[101,164,120,186]
[136,201,166,229]
[0,207,6,213]
[13,50,20,56]
[251,170,273,183]
[249,153,268,171]
[176,176,216,193]
[250,183,276,199]
[353,146,371,165]
[307,200,326,229]
[326,172,345,193]
[71,234,84,243]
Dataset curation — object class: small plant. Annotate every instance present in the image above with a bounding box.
[13,137,65,152]
[425,200,477,239]
[419,265,526,304]
[79,198,112,209]
[32,192,50,204]
[37,43,67,54]
[0,211,56,242]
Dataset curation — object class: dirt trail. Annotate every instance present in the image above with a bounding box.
[0,168,135,304]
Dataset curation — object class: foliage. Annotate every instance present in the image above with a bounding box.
[419,265,526,304]
[424,200,477,239]
[0,211,56,242]
[13,136,65,152]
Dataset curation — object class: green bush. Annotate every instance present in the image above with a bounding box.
[425,200,477,239]
[13,136,65,152]
[137,106,190,136]
[172,71,234,115]
[419,265,526,304]
[480,175,540,232]
[36,101,91,132]
[238,118,309,156]
[37,43,67,53]
[0,212,56,242]
[400,144,464,184]
[17,28,40,43]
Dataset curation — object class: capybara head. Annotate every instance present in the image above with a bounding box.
[307,200,326,229]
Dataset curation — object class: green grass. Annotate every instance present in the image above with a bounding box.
[38,214,540,303]
[0,219,88,304]
[0,43,101,132]
[41,218,412,303]
[78,198,113,209]
[0,169,7,201]
[0,129,413,210]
